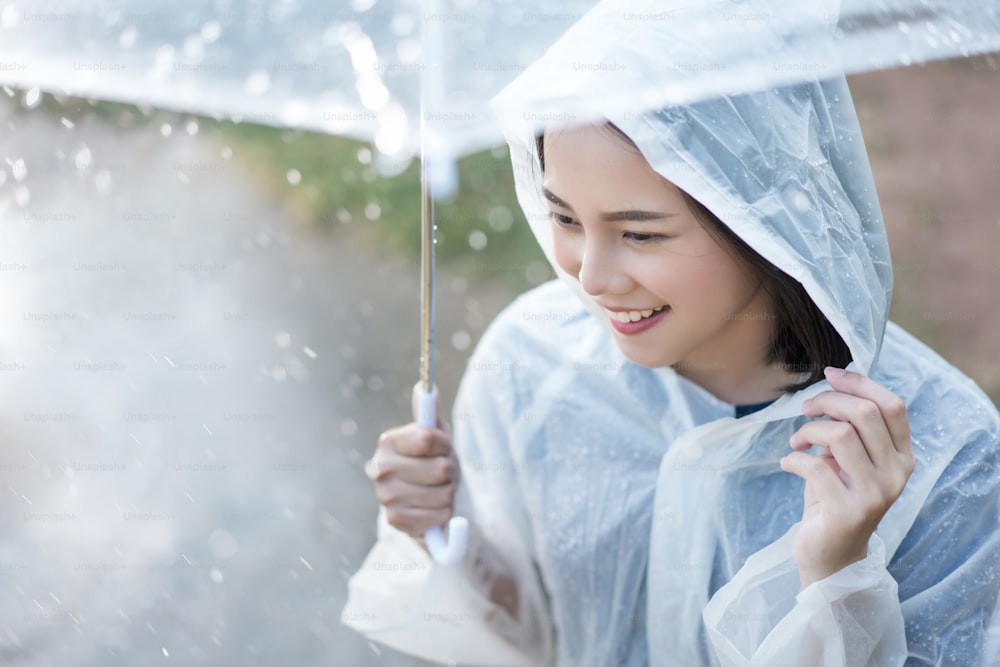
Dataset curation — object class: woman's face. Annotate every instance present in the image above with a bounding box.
[542,124,777,376]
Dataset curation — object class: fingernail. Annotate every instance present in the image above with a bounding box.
[824,366,846,379]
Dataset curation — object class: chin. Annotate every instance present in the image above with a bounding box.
[615,344,678,370]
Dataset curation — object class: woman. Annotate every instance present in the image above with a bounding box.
[342,20,1000,667]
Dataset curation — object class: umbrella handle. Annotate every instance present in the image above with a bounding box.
[415,388,468,565]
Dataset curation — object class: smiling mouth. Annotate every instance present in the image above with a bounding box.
[604,305,668,323]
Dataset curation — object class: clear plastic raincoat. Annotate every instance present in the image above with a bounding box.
[342,7,1000,667]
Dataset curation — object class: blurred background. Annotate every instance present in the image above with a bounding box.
[1,55,998,665]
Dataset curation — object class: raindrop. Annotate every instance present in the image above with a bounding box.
[74,146,92,171]
[271,365,287,381]
[899,52,913,66]
[183,35,204,61]
[488,206,513,232]
[154,44,176,69]
[303,346,317,359]
[1,5,20,27]
[95,170,113,194]
[119,26,137,48]
[350,0,377,12]
[221,146,233,160]
[11,158,27,182]
[275,331,291,348]
[60,117,74,129]
[341,419,358,436]
[23,87,41,110]
[208,529,238,559]
[12,185,26,206]
[526,260,552,285]
[201,21,221,43]
[209,568,224,584]
[468,230,488,250]
[160,123,172,137]
[162,647,169,657]
[364,202,381,220]
[897,22,910,35]
[245,69,271,96]
[357,147,372,165]
[452,330,472,350]
[286,169,301,185]
[185,120,199,136]
[390,12,417,36]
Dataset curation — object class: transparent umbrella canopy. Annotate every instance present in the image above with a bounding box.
[2,0,1000,656]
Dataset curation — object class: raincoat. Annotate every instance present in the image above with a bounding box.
[341,7,1000,667]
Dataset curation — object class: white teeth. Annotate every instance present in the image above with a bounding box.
[607,306,667,323]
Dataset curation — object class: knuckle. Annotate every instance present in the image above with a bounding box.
[858,400,880,421]
[432,457,452,484]
[886,397,907,420]
[833,421,855,445]
[374,481,396,507]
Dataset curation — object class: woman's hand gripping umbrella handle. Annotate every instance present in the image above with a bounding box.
[415,386,468,565]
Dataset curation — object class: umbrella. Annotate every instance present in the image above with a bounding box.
[2,0,999,662]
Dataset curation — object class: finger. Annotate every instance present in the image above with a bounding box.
[412,382,446,431]
[823,367,911,456]
[801,390,896,470]
[385,505,453,539]
[377,449,458,486]
[789,420,878,488]
[391,422,453,458]
[376,477,456,510]
[780,451,849,501]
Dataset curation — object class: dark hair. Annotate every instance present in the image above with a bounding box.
[535,126,852,393]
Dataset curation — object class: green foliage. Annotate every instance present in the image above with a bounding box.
[211,121,551,292]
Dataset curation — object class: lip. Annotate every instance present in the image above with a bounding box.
[607,306,670,334]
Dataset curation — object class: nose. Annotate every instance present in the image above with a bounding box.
[577,238,633,297]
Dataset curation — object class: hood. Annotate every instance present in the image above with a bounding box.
[490,0,892,378]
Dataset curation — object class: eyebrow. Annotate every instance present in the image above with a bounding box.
[543,187,676,222]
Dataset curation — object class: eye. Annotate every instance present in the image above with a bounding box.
[548,211,579,228]
[624,232,670,244]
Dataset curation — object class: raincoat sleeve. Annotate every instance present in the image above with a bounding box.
[340,314,556,666]
[702,426,1000,666]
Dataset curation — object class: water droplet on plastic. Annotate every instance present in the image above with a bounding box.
[23,87,41,110]
[341,419,358,436]
[351,0,377,12]
[95,170,113,195]
[245,69,271,95]
[14,185,30,207]
[201,21,221,43]
[452,330,472,350]
[160,123,172,137]
[275,331,291,348]
[119,26,137,48]
[468,230,487,250]
[357,147,372,165]
[488,206,513,232]
[11,158,27,182]
[364,202,381,220]
[60,117,74,129]
[286,169,301,185]
[209,529,238,559]
[221,146,233,160]
[1,5,20,27]
[185,120,199,136]
[74,146,92,170]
